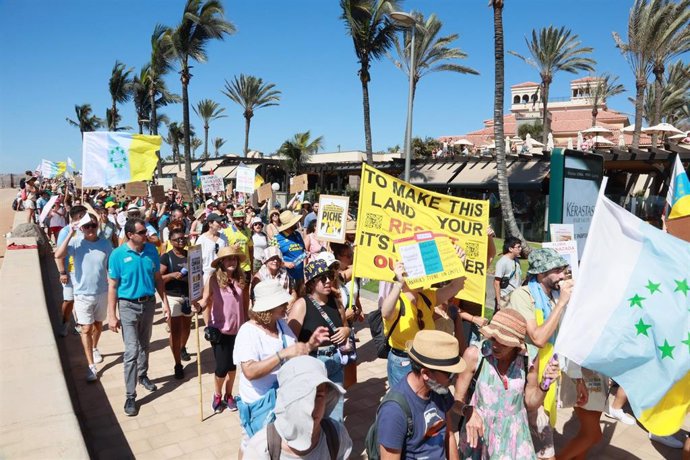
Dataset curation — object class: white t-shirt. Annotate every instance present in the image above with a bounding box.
[233,319,296,404]
[195,233,228,279]
[244,421,352,460]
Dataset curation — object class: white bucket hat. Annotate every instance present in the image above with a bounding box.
[252,280,292,313]
[273,356,345,451]
[315,251,340,270]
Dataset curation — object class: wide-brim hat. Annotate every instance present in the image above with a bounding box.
[527,248,568,275]
[345,219,357,234]
[304,259,330,283]
[274,356,345,451]
[127,204,140,212]
[269,209,280,219]
[205,199,215,205]
[211,245,246,269]
[405,330,466,374]
[252,279,293,312]
[479,309,527,350]
[277,210,301,232]
[193,208,206,219]
[263,246,283,264]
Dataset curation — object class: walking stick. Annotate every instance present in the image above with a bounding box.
[195,313,203,422]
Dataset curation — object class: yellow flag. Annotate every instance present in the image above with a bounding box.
[254,173,265,190]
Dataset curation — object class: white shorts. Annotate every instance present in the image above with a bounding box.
[23,200,35,210]
[62,279,74,302]
[168,295,193,318]
[73,293,108,325]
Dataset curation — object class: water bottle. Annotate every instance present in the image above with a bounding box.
[180,267,188,276]
[540,353,558,391]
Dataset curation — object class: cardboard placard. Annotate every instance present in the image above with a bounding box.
[226,183,234,196]
[150,185,166,203]
[316,195,349,243]
[666,215,690,243]
[115,187,128,202]
[257,183,273,203]
[74,176,82,189]
[173,177,193,202]
[125,181,148,197]
[201,175,224,194]
[289,174,308,194]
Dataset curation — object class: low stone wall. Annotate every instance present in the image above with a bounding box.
[0,211,88,458]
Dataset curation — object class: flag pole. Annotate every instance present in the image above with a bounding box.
[195,313,203,422]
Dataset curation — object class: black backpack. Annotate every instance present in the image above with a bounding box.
[367,298,403,359]
[267,417,339,459]
[364,390,413,460]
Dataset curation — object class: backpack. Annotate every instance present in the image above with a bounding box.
[368,298,403,359]
[364,390,413,460]
[266,417,339,460]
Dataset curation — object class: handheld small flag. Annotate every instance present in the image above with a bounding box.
[82,132,161,187]
[666,155,690,219]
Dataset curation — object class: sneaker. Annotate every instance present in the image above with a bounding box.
[58,322,69,337]
[86,365,98,382]
[224,394,238,412]
[124,397,138,416]
[180,347,192,362]
[649,433,683,449]
[139,375,158,392]
[212,393,224,413]
[604,407,635,425]
[174,363,184,380]
[92,348,103,364]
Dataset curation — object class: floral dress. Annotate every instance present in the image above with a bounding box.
[458,341,536,460]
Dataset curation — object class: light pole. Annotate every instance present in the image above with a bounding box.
[390,11,416,183]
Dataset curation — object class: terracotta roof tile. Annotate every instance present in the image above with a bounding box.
[511,81,540,88]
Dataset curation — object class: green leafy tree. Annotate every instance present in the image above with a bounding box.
[340,0,399,163]
[149,24,175,177]
[587,73,626,126]
[165,0,235,196]
[190,137,203,159]
[411,136,441,158]
[132,65,152,134]
[222,74,281,157]
[108,60,133,131]
[66,104,103,138]
[278,131,324,174]
[637,61,690,125]
[517,121,544,140]
[509,26,596,145]
[164,121,184,170]
[193,99,226,159]
[213,137,226,157]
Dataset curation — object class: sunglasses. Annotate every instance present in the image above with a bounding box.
[315,271,335,284]
[82,223,97,230]
[434,370,456,381]
[214,243,219,254]
[173,237,188,243]
[134,229,147,236]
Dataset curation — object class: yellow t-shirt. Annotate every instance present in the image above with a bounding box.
[222,226,253,273]
[383,289,437,351]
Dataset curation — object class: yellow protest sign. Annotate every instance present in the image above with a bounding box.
[354,164,489,305]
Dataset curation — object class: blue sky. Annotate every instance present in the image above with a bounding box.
[0,0,644,172]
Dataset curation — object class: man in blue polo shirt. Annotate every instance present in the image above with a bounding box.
[108,218,170,417]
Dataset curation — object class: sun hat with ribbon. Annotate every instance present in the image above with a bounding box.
[304,259,330,283]
[211,245,246,269]
[252,279,292,313]
[527,248,568,275]
[405,330,466,374]
[479,309,527,350]
[273,356,345,451]
[277,210,301,232]
[263,246,283,264]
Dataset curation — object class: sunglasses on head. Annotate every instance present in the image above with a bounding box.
[82,223,97,230]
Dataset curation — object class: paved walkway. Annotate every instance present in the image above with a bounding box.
[46,258,686,459]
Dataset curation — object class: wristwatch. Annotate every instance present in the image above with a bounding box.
[276,352,286,366]
[60,271,67,276]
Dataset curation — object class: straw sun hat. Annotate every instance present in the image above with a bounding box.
[479,309,527,350]
[405,330,466,374]
[277,210,301,232]
[211,245,246,269]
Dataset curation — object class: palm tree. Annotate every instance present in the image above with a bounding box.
[193,99,227,158]
[613,0,668,148]
[149,24,175,177]
[108,60,133,131]
[638,61,690,124]
[490,0,526,245]
[222,74,280,156]
[164,121,185,170]
[340,0,399,163]
[132,65,152,134]
[190,137,203,159]
[105,109,132,132]
[648,0,690,147]
[278,131,324,175]
[509,26,596,145]
[587,73,626,126]
[165,0,235,196]
[213,137,226,157]
[389,12,478,109]
[66,104,104,138]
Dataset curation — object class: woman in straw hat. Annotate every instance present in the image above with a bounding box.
[194,245,246,413]
[455,309,560,460]
[233,280,329,454]
[266,208,281,241]
[273,209,307,293]
[288,259,350,422]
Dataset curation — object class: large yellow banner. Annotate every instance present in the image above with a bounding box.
[354,164,489,305]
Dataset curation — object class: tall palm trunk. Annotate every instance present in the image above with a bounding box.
[203,124,209,158]
[360,67,373,164]
[591,106,599,127]
[110,101,117,131]
[181,67,194,199]
[540,78,552,145]
[651,65,664,148]
[150,85,163,178]
[138,122,143,134]
[243,115,251,156]
[493,0,525,244]
[632,77,645,148]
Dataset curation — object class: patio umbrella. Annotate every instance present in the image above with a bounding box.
[547,133,554,151]
[618,133,626,147]
[567,138,573,149]
[505,136,511,154]
[643,123,685,135]
[453,138,474,146]
[591,136,614,145]
[582,126,613,135]
[577,131,584,150]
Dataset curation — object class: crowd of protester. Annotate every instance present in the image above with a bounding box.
[13,170,689,459]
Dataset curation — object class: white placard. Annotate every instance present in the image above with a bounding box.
[549,223,575,242]
[200,175,224,194]
[38,195,59,224]
[77,213,93,228]
[542,240,579,280]
[316,195,349,243]
[187,245,204,302]
[235,166,255,194]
